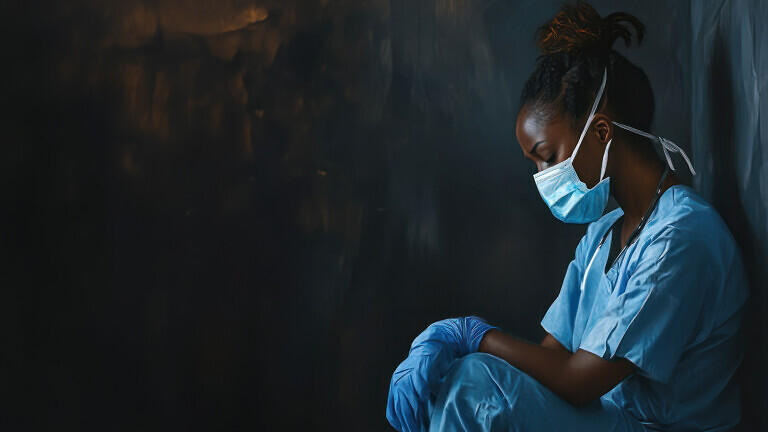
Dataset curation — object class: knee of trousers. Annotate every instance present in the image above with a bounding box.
[444,353,519,394]
[440,353,541,409]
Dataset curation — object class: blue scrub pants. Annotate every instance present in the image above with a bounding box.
[427,352,648,432]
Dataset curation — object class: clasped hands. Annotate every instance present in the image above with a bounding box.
[386,316,498,432]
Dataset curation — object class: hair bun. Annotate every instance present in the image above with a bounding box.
[536,1,645,56]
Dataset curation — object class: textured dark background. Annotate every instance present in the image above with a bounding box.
[3,0,766,430]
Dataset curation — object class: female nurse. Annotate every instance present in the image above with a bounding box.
[386,1,750,431]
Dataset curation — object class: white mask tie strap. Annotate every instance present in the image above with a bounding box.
[599,138,613,181]
[660,142,677,171]
[612,121,697,176]
[572,68,608,160]
[659,137,697,175]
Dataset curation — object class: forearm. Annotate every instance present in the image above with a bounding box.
[478,329,583,403]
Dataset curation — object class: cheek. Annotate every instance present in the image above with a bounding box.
[571,140,601,185]
[558,136,580,162]
[544,142,571,168]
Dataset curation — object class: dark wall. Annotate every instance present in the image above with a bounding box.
[4,0,763,430]
[691,1,768,430]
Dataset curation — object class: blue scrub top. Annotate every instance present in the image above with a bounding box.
[541,185,750,430]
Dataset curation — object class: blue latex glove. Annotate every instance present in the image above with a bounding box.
[386,316,498,432]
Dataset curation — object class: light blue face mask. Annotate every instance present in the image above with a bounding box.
[532,68,696,224]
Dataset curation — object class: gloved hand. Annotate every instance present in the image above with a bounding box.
[386,316,498,432]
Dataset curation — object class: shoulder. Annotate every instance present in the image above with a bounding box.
[656,185,732,236]
[642,185,737,254]
[627,185,745,293]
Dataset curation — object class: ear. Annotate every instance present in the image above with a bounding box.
[592,114,614,145]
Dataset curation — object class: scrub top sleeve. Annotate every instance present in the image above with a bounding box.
[540,228,592,353]
[578,228,712,384]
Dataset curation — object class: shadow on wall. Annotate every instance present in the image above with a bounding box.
[705,24,764,432]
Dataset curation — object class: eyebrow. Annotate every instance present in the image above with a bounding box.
[529,141,546,155]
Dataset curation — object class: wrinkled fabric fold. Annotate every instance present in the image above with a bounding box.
[428,352,649,432]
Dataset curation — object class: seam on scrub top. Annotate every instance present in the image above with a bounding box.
[600,233,671,356]
[610,285,656,367]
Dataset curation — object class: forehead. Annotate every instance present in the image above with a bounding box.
[516,104,564,140]
[516,105,544,139]
[516,105,557,137]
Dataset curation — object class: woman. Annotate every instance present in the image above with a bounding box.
[386,2,749,431]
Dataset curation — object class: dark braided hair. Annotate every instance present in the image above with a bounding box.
[521,1,654,133]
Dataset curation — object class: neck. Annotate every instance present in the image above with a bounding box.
[609,140,683,227]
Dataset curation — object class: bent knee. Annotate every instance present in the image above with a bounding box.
[447,352,523,387]
[445,353,540,399]
[454,352,515,374]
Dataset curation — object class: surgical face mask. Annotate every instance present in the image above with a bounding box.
[532,68,696,224]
